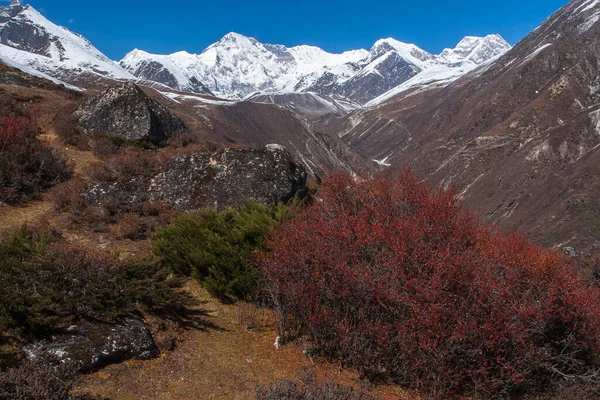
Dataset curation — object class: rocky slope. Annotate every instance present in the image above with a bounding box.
[152,90,373,178]
[322,0,600,253]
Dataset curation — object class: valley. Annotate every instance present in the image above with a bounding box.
[0,0,599,399]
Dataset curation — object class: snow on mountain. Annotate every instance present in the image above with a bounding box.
[121,33,369,99]
[247,92,362,116]
[365,36,511,106]
[439,34,511,65]
[122,33,510,105]
[365,55,502,107]
[369,38,435,69]
[0,43,80,89]
[0,1,512,109]
[0,1,133,85]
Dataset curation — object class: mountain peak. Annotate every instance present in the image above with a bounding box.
[440,34,511,64]
[220,32,252,42]
[370,38,433,67]
[0,0,24,21]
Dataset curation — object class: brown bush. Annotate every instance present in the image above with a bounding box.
[259,171,600,398]
[91,135,121,158]
[165,132,205,148]
[112,212,145,240]
[51,103,88,150]
[0,116,73,204]
[86,149,161,184]
[49,180,89,213]
[256,368,375,400]
[0,360,85,400]
[0,91,26,117]
[52,180,175,239]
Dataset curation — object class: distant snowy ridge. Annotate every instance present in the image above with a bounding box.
[0,1,512,109]
[121,33,369,100]
[121,33,511,105]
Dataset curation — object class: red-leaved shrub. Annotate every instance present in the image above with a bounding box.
[258,172,600,398]
[0,116,72,204]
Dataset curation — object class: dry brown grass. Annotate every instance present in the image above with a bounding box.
[0,200,52,233]
[74,281,414,400]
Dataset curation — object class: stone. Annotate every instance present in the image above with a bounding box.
[22,316,158,372]
[75,82,187,142]
[85,145,307,211]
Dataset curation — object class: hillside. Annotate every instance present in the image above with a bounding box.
[320,0,600,254]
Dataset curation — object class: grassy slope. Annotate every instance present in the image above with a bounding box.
[0,82,412,399]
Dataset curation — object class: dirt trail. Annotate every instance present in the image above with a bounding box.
[76,282,412,400]
[0,201,52,232]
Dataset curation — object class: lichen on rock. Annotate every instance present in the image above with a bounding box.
[75,82,187,142]
[85,145,307,210]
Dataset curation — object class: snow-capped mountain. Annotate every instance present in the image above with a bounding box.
[438,34,511,65]
[365,35,511,106]
[0,1,511,109]
[121,33,368,100]
[0,1,133,86]
[121,33,510,105]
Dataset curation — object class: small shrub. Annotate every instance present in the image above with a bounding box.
[113,212,145,240]
[52,103,88,149]
[0,226,189,351]
[86,150,161,184]
[165,132,204,148]
[237,301,268,331]
[256,368,375,400]
[91,136,121,158]
[0,359,74,400]
[0,92,26,117]
[0,116,72,204]
[152,202,295,302]
[0,359,102,400]
[258,171,600,398]
[49,180,89,213]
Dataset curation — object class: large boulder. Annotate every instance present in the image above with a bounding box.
[75,82,187,142]
[22,316,158,372]
[85,145,307,210]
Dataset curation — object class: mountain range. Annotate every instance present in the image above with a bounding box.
[0,0,599,254]
[0,0,510,105]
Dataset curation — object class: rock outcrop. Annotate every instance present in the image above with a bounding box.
[85,145,307,210]
[23,316,158,372]
[75,82,187,142]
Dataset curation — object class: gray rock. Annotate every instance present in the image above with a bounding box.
[22,316,158,372]
[75,82,187,142]
[85,145,307,211]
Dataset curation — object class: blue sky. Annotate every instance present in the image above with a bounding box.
[20,0,569,59]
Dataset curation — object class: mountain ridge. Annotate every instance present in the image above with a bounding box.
[320,0,600,253]
[121,32,511,104]
[0,2,511,108]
